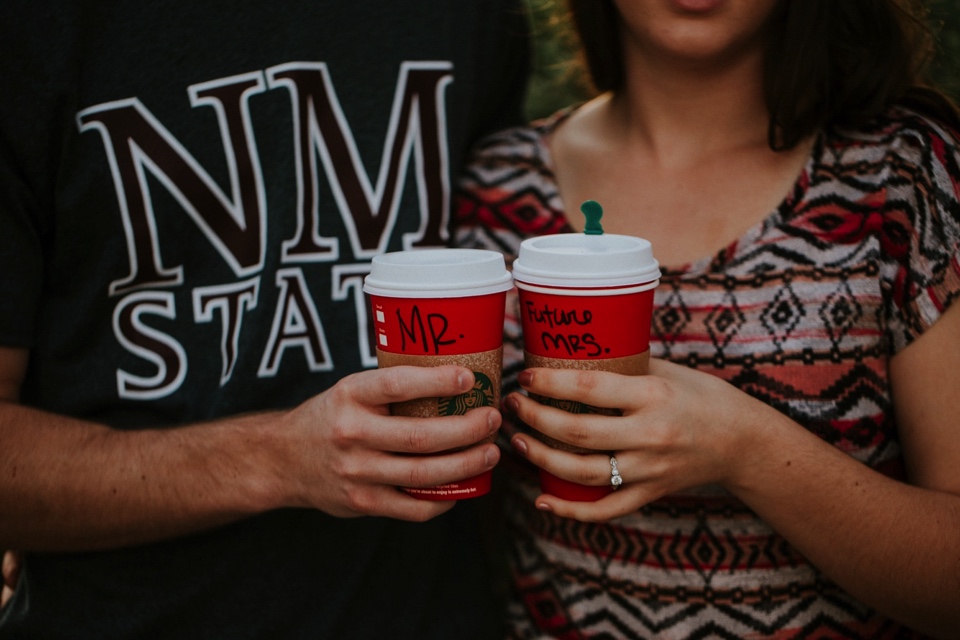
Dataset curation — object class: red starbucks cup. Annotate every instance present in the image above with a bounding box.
[512,208,660,501]
[363,249,512,500]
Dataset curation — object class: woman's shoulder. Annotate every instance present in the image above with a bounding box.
[822,106,960,172]
[455,106,573,205]
[453,108,574,248]
[463,107,575,168]
[810,106,960,233]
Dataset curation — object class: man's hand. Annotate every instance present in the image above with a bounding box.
[0,351,502,551]
[275,364,502,521]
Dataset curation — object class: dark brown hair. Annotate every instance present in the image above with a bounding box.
[565,0,960,149]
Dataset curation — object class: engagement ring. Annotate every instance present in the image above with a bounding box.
[610,455,622,490]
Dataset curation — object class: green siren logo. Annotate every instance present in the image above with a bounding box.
[532,393,619,416]
[438,371,495,416]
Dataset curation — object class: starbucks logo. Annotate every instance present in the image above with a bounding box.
[549,398,592,414]
[532,393,619,416]
[438,371,495,416]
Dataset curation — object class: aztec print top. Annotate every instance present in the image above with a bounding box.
[453,106,960,639]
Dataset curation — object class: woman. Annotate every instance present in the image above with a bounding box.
[455,0,960,637]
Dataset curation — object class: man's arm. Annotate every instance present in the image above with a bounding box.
[0,346,501,551]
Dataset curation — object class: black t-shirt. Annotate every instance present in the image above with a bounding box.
[0,0,529,637]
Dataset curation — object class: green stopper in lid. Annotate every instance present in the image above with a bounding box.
[581,200,604,235]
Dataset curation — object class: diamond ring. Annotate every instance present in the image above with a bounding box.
[610,455,623,490]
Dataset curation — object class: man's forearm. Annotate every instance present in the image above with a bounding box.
[0,401,284,551]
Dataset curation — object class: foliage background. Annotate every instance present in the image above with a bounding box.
[523,0,960,120]
[929,0,960,99]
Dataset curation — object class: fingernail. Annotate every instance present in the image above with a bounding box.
[503,395,519,414]
[484,446,499,467]
[458,370,473,391]
[511,435,528,456]
[518,370,533,387]
[536,501,552,512]
[487,411,501,433]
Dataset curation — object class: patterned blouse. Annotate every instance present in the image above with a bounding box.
[453,106,960,639]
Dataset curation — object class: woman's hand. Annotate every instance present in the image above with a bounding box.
[505,358,773,521]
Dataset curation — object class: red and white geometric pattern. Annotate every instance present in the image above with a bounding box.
[454,106,960,639]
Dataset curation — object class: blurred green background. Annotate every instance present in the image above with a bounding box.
[523,0,960,120]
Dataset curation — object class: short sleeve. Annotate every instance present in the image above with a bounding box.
[884,112,960,351]
[0,141,46,348]
[453,115,569,261]
[0,14,58,349]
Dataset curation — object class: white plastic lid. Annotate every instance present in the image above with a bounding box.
[512,233,661,288]
[363,248,513,298]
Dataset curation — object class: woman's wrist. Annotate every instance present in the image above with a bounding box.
[715,393,803,497]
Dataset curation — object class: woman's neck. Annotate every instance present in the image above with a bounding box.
[611,43,771,167]
[547,40,814,269]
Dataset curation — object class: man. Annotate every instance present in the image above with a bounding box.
[0,1,529,637]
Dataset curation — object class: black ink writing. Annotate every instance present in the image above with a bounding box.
[541,332,603,357]
[524,300,592,329]
[397,305,456,354]
[525,300,608,357]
